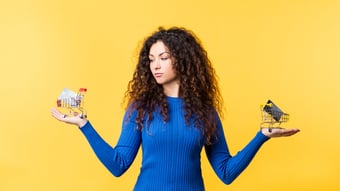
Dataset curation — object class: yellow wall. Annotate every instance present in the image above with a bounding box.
[1,0,339,190]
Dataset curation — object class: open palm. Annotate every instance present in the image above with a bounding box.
[50,108,88,127]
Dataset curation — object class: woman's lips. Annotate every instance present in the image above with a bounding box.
[154,73,163,77]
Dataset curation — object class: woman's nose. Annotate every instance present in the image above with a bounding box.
[154,59,161,69]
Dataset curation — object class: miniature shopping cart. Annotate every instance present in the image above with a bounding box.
[260,100,289,132]
[57,88,87,118]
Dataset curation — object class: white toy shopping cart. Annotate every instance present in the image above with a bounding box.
[57,88,87,118]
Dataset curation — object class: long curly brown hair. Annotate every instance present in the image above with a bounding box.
[124,26,223,145]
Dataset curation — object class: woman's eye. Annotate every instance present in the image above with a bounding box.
[161,57,168,61]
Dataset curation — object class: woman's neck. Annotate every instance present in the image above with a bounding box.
[163,82,180,97]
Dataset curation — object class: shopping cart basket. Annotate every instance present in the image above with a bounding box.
[260,100,289,132]
[57,88,87,118]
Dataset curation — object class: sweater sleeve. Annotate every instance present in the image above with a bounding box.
[204,116,269,185]
[79,111,141,177]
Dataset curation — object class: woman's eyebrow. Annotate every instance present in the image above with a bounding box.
[149,51,170,56]
[159,52,170,56]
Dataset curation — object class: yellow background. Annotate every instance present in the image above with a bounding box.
[1,0,339,190]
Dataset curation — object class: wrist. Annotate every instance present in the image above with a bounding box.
[78,119,88,128]
[261,128,271,138]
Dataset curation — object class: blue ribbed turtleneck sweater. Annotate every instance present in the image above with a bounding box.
[80,97,269,190]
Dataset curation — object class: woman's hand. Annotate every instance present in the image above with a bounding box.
[50,108,88,128]
[261,127,300,138]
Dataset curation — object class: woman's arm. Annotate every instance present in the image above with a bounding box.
[205,125,268,184]
[204,115,299,185]
[50,108,141,177]
[80,120,141,177]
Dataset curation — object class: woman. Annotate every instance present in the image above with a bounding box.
[51,27,299,191]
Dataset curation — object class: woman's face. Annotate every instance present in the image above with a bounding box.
[149,41,179,87]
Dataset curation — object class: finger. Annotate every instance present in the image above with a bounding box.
[266,128,300,138]
[275,128,299,137]
[282,129,300,136]
[267,127,284,134]
[50,108,67,121]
